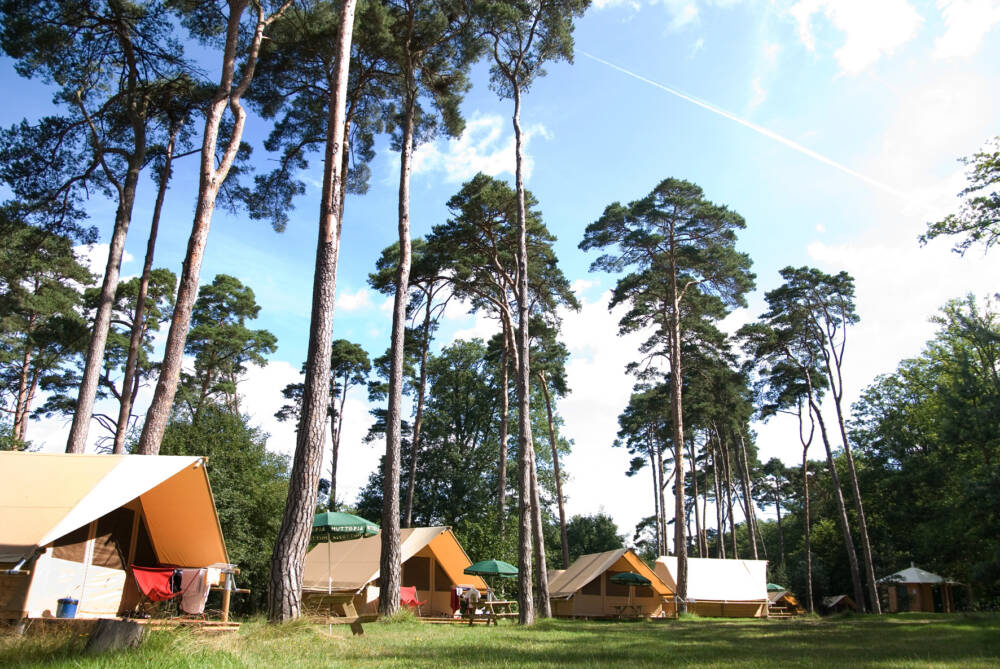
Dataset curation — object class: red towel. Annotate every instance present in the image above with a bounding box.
[450,587,460,614]
[131,566,179,602]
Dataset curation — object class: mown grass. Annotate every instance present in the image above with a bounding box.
[2,613,998,668]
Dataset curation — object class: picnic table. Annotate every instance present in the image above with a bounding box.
[612,604,644,619]
[468,599,518,626]
[302,590,377,636]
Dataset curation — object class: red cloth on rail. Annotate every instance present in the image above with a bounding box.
[131,566,179,602]
[450,587,460,614]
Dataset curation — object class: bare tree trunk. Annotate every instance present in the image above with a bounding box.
[539,371,569,569]
[802,449,813,613]
[267,0,353,623]
[655,439,668,556]
[710,435,725,559]
[649,445,661,556]
[13,341,33,441]
[720,437,738,559]
[687,439,702,558]
[66,149,145,453]
[529,449,550,617]
[404,299,432,528]
[737,431,758,559]
[665,240,688,612]
[112,123,180,454]
[497,344,509,529]
[138,0,290,455]
[329,379,348,510]
[379,76,417,619]
[808,392,865,613]
[511,85,535,626]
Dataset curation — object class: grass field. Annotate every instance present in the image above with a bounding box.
[2,613,999,668]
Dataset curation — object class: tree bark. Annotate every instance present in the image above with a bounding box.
[539,371,569,569]
[66,145,145,453]
[687,438,702,558]
[404,298,432,528]
[13,341,33,442]
[720,436,738,559]
[497,343,509,530]
[529,447,550,617]
[649,445,661,556]
[737,430,758,559]
[666,235,688,612]
[137,0,289,455]
[656,436,668,556]
[512,85,535,626]
[711,435,725,559]
[802,448,813,613]
[267,0,354,623]
[808,386,865,613]
[379,59,418,621]
[112,122,180,454]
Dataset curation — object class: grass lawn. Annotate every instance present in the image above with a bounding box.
[2,613,999,668]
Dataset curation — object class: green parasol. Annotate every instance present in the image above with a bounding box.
[311,511,379,543]
[465,559,519,578]
[609,572,651,586]
[767,583,785,592]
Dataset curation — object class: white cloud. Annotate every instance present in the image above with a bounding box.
[336,287,373,312]
[690,37,706,57]
[748,76,767,110]
[411,115,551,184]
[789,0,923,75]
[74,243,135,277]
[933,0,1000,60]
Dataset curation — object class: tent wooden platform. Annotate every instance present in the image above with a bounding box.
[8,616,240,636]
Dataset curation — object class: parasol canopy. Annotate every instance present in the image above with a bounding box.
[311,511,379,543]
[465,559,519,578]
[609,571,652,586]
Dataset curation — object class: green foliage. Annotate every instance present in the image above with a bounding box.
[922,136,1000,255]
[177,274,277,417]
[159,407,289,614]
[565,513,624,562]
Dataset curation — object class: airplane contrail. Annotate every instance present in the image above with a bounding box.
[579,51,909,201]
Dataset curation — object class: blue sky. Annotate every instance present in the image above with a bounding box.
[6,0,1000,540]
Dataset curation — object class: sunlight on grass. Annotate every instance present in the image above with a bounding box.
[1,614,998,668]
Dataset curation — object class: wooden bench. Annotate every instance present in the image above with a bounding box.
[302,591,377,636]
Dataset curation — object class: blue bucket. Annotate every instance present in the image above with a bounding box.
[56,598,78,618]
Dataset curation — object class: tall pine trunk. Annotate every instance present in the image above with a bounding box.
[529,450,550,617]
[721,436,738,559]
[711,435,725,559]
[379,76,417,619]
[656,438,668,556]
[66,141,145,453]
[666,237,688,612]
[808,387,865,613]
[267,0,354,623]
[539,371,569,569]
[112,122,180,454]
[687,439,702,558]
[497,343,509,529]
[511,85,535,626]
[649,445,661,556]
[403,300,432,527]
[737,431,758,559]
[138,1,290,455]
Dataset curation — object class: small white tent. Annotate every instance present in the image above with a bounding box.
[655,556,769,617]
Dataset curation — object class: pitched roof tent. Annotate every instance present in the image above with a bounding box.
[548,548,672,599]
[0,452,228,567]
[302,526,488,593]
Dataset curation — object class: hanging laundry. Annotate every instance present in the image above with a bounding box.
[180,568,210,615]
[206,567,222,587]
[131,566,178,602]
[171,569,183,594]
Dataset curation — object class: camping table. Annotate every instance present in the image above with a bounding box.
[470,600,517,626]
[301,591,376,636]
[612,604,644,619]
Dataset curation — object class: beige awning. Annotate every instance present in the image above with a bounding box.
[0,452,228,567]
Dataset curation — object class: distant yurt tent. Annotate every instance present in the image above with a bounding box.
[301,527,487,616]
[878,563,961,613]
[0,452,228,620]
[548,548,673,618]
[655,556,769,617]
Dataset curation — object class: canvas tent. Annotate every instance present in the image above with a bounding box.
[0,452,228,620]
[302,527,487,617]
[548,548,673,618]
[878,563,959,613]
[655,556,769,618]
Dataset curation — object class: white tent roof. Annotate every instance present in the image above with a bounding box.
[655,556,768,603]
[878,564,946,584]
[0,452,228,566]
